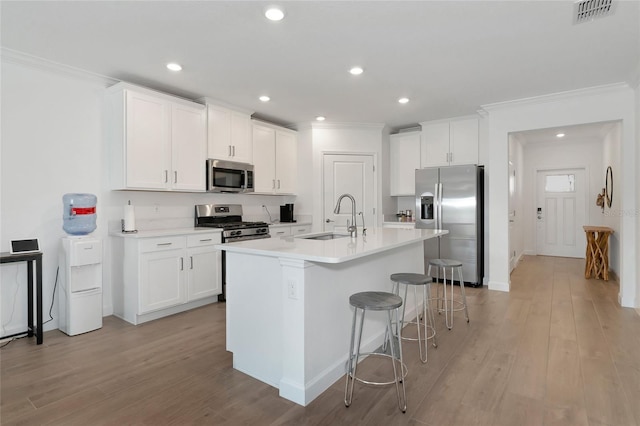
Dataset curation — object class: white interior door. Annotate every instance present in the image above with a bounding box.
[323,154,375,233]
[536,168,586,258]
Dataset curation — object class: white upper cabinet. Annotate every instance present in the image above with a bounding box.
[251,120,297,195]
[171,103,207,191]
[390,130,421,196]
[206,103,252,164]
[107,83,206,191]
[420,117,478,167]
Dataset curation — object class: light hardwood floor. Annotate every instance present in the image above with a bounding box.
[2,255,639,425]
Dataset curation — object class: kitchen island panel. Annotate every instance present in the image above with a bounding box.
[225,239,425,406]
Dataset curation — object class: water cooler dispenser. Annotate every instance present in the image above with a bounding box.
[58,237,103,335]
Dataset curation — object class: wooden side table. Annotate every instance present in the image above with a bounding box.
[583,226,614,281]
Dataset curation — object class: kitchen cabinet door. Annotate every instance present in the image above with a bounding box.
[125,90,171,189]
[139,248,185,314]
[275,130,297,194]
[252,123,277,193]
[251,121,298,194]
[420,121,450,168]
[187,246,221,301]
[390,131,421,196]
[171,103,207,191]
[207,104,252,164]
[449,117,478,166]
[420,117,479,167]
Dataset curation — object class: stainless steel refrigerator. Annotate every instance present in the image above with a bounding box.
[415,165,484,286]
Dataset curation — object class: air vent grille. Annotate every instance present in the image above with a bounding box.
[574,0,614,24]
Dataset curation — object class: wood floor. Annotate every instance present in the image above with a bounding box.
[2,255,639,425]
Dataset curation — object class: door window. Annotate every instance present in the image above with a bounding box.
[545,174,575,192]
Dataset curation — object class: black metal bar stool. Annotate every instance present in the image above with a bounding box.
[427,259,469,330]
[344,291,407,413]
[389,273,437,363]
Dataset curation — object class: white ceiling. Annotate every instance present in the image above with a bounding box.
[1,1,639,130]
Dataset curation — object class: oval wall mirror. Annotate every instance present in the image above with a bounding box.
[605,166,613,208]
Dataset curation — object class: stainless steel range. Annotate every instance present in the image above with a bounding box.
[195,204,270,301]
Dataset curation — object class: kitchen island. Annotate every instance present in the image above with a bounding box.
[216,227,447,406]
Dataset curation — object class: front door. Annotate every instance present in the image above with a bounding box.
[536,168,586,258]
[323,154,376,233]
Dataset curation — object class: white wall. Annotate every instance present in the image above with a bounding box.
[1,58,108,335]
[508,134,525,268]
[295,122,385,231]
[483,84,637,308]
[601,123,622,277]
[0,56,295,335]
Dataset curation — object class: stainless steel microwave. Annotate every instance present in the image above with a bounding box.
[206,159,254,193]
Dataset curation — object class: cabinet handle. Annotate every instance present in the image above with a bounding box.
[229,145,232,157]
[232,146,236,156]
[157,242,172,246]
[190,256,194,269]
[174,171,177,183]
[180,257,184,270]
[277,179,281,189]
[272,179,276,189]
[199,238,212,242]
[450,152,453,163]
[164,170,168,183]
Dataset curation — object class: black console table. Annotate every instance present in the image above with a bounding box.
[0,251,43,344]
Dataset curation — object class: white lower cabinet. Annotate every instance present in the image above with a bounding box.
[114,231,222,325]
[139,246,185,314]
[271,224,311,238]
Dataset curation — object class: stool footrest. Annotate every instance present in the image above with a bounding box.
[346,352,408,386]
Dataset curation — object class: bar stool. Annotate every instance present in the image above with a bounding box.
[389,273,437,363]
[344,291,407,413]
[427,259,469,330]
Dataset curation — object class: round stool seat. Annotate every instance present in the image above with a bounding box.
[390,273,430,285]
[349,291,402,311]
[428,258,463,268]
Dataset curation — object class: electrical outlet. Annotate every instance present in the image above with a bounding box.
[287,280,298,300]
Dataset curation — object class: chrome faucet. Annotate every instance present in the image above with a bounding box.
[333,193,357,238]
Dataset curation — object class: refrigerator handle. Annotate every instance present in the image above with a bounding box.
[438,182,443,229]
[434,183,439,227]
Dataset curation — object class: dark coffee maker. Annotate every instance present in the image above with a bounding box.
[280,204,295,222]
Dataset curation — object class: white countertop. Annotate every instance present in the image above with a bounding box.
[216,227,447,264]
[110,227,222,238]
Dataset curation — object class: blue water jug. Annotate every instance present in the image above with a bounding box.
[62,193,97,235]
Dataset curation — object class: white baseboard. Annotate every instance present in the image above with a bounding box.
[488,280,510,292]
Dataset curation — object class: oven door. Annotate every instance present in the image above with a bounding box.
[207,159,254,193]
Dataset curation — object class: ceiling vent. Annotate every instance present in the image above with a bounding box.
[574,0,614,24]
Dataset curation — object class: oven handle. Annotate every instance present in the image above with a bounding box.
[224,234,271,243]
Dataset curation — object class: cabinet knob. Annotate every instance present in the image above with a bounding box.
[326,219,334,223]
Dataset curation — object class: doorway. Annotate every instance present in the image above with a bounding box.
[322,153,376,233]
[535,168,586,258]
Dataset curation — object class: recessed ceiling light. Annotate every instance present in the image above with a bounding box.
[265,7,285,21]
[316,116,326,121]
[166,63,182,72]
[349,67,364,75]
[398,97,410,104]
[259,95,271,102]
[556,133,565,138]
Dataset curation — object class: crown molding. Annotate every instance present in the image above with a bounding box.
[479,82,631,113]
[295,121,385,132]
[1,48,118,87]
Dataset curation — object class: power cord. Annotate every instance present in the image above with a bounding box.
[0,266,58,349]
